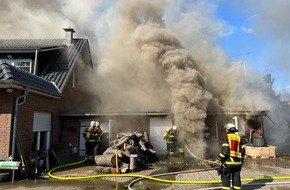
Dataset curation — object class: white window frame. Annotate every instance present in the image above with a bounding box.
[0,59,33,73]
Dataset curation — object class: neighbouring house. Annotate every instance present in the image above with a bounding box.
[0,28,95,174]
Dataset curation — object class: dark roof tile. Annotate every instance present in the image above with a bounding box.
[0,38,91,95]
[0,39,66,50]
[40,39,88,91]
[0,62,61,97]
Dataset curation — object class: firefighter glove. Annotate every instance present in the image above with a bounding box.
[215,158,221,165]
[217,165,223,176]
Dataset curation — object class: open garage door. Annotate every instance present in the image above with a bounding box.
[79,120,110,156]
[149,117,172,156]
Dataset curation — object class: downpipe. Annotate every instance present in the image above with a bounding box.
[11,86,30,160]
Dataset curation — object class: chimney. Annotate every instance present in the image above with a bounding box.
[63,27,75,45]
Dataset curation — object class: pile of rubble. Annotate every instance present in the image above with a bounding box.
[95,131,158,173]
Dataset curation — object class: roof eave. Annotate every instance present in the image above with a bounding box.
[0,81,61,99]
[0,46,66,53]
[59,112,173,117]
[0,49,37,53]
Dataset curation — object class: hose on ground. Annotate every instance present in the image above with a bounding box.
[47,148,290,190]
[127,145,290,189]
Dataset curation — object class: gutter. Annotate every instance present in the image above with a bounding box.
[206,110,269,116]
[0,82,61,99]
[0,46,65,53]
[11,86,30,161]
[59,112,173,117]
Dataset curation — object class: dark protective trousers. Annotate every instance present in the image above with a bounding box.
[85,141,98,156]
[221,167,242,190]
[166,142,176,155]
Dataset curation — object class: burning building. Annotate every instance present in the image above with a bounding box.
[0,1,290,177]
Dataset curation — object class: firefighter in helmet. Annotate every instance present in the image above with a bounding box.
[163,125,177,156]
[216,123,246,190]
[83,121,103,158]
[163,125,184,157]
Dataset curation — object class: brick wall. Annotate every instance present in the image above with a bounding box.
[0,89,60,160]
[0,113,12,160]
[16,93,58,157]
[0,67,93,161]
[0,89,14,160]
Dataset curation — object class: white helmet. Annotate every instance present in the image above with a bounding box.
[225,123,237,131]
[95,121,100,127]
[90,121,95,127]
[172,125,177,130]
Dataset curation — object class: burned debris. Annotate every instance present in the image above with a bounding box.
[94,132,158,173]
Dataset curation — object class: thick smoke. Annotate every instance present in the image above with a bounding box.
[135,25,212,155]
[1,0,289,155]
[0,0,70,38]
[87,0,212,156]
[163,0,275,112]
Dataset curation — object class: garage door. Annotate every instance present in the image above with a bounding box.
[149,117,172,156]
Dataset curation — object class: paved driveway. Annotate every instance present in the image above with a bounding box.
[1,157,290,190]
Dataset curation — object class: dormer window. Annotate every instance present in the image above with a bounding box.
[0,59,33,73]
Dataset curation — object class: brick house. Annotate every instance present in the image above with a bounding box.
[0,27,175,173]
[0,27,272,176]
[0,28,94,170]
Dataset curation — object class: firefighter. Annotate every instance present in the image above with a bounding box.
[163,125,177,156]
[216,123,245,190]
[83,121,103,158]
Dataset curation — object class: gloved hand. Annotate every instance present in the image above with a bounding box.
[217,165,223,176]
[215,158,221,165]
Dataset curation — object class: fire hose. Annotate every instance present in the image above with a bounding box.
[47,147,290,189]
[127,145,290,189]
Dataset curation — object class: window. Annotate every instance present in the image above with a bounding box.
[33,112,51,151]
[32,131,50,152]
[0,59,33,73]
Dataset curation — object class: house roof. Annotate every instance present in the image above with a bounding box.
[0,38,92,96]
[0,39,66,51]
[0,62,61,97]
[40,39,89,92]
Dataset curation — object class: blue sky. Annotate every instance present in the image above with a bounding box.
[213,1,290,89]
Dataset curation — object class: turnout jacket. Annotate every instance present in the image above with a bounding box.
[163,128,176,143]
[83,126,103,142]
[219,132,245,168]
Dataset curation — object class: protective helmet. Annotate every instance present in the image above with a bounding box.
[172,125,177,130]
[95,121,100,127]
[90,121,96,127]
[225,123,237,131]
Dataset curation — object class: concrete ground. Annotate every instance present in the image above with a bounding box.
[1,157,290,190]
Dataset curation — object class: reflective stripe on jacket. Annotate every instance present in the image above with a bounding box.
[163,128,176,143]
[84,127,103,142]
[219,132,245,168]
